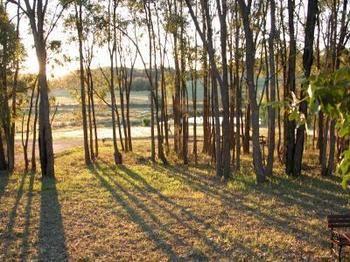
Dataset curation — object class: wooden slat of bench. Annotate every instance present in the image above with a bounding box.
[328,215,350,219]
[327,215,350,229]
[328,218,350,223]
[329,223,350,228]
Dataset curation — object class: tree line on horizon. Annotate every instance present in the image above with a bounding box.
[0,0,349,185]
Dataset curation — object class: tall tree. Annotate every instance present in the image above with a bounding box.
[237,0,266,183]
[74,0,91,165]
[266,0,277,176]
[9,0,71,176]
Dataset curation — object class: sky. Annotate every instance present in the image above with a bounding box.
[6,1,153,79]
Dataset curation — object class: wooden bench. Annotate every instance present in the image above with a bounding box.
[327,214,350,261]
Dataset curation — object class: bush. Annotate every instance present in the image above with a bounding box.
[142,118,151,127]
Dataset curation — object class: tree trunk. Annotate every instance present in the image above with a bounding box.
[285,0,297,176]
[266,0,277,176]
[76,2,91,166]
[217,0,231,179]
[238,0,266,183]
[31,82,40,172]
[293,0,318,176]
[0,129,6,171]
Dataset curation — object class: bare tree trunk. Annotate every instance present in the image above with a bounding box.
[285,0,297,176]
[234,4,241,170]
[88,69,99,158]
[75,2,91,166]
[0,129,6,171]
[217,0,231,179]
[86,69,94,160]
[191,58,198,165]
[151,1,167,164]
[293,0,318,176]
[321,118,330,176]
[243,103,250,154]
[31,83,40,172]
[110,56,122,164]
[238,0,266,183]
[180,0,188,165]
[23,80,37,172]
[327,120,336,176]
[266,0,277,176]
[8,3,21,172]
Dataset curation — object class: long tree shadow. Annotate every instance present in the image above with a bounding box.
[0,171,10,202]
[20,171,35,260]
[97,161,302,257]
[153,163,342,249]
[90,165,179,260]
[98,162,241,257]
[157,162,348,216]
[38,177,68,261]
[2,172,27,256]
[128,164,330,251]
[262,175,349,216]
[115,164,258,257]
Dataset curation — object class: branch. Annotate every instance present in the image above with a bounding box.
[44,0,73,43]
[6,0,30,17]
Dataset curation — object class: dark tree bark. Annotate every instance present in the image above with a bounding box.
[108,0,122,164]
[23,79,37,172]
[285,0,297,176]
[216,0,231,179]
[0,129,6,171]
[293,0,318,176]
[234,7,241,171]
[31,81,40,172]
[75,1,91,166]
[266,0,277,176]
[238,0,266,183]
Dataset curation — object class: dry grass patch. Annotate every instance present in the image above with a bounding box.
[0,144,349,260]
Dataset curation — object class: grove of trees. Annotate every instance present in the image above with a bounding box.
[1,0,350,185]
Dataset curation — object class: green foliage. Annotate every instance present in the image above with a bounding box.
[142,118,150,127]
[131,77,151,91]
[0,5,24,69]
[308,67,350,188]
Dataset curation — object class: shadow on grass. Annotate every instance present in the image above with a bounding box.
[20,171,35,260]
[117,164,258,257]
[0,171,10,202]
[38,177,68,261]
[153,163,348,250]
[90,165,179,260]
[2,172,27,257]
[91,161,261,259]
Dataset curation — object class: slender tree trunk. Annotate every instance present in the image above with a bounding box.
[217,0,231,179]
[321,118,330,176]
[234,5,241,170]
[238,0,266,183]
[31,82,40,172]
[180,0,188,165]
[8,4,20,172]
[0,129,6,171]
[266,0,277,176]
[23,81,37,171]
[327,120,336,176]
[89,70,99,158]
[110,55,122,164]
[285,0,297,176]
[75,2,91,165]
[86,69,94,160]
[293,0,318,176]
[30,13,56,178]
[243,103,250,154]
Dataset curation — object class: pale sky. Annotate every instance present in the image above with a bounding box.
[6,1,156,79]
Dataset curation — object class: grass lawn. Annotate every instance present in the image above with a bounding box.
[0,142,349,261]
